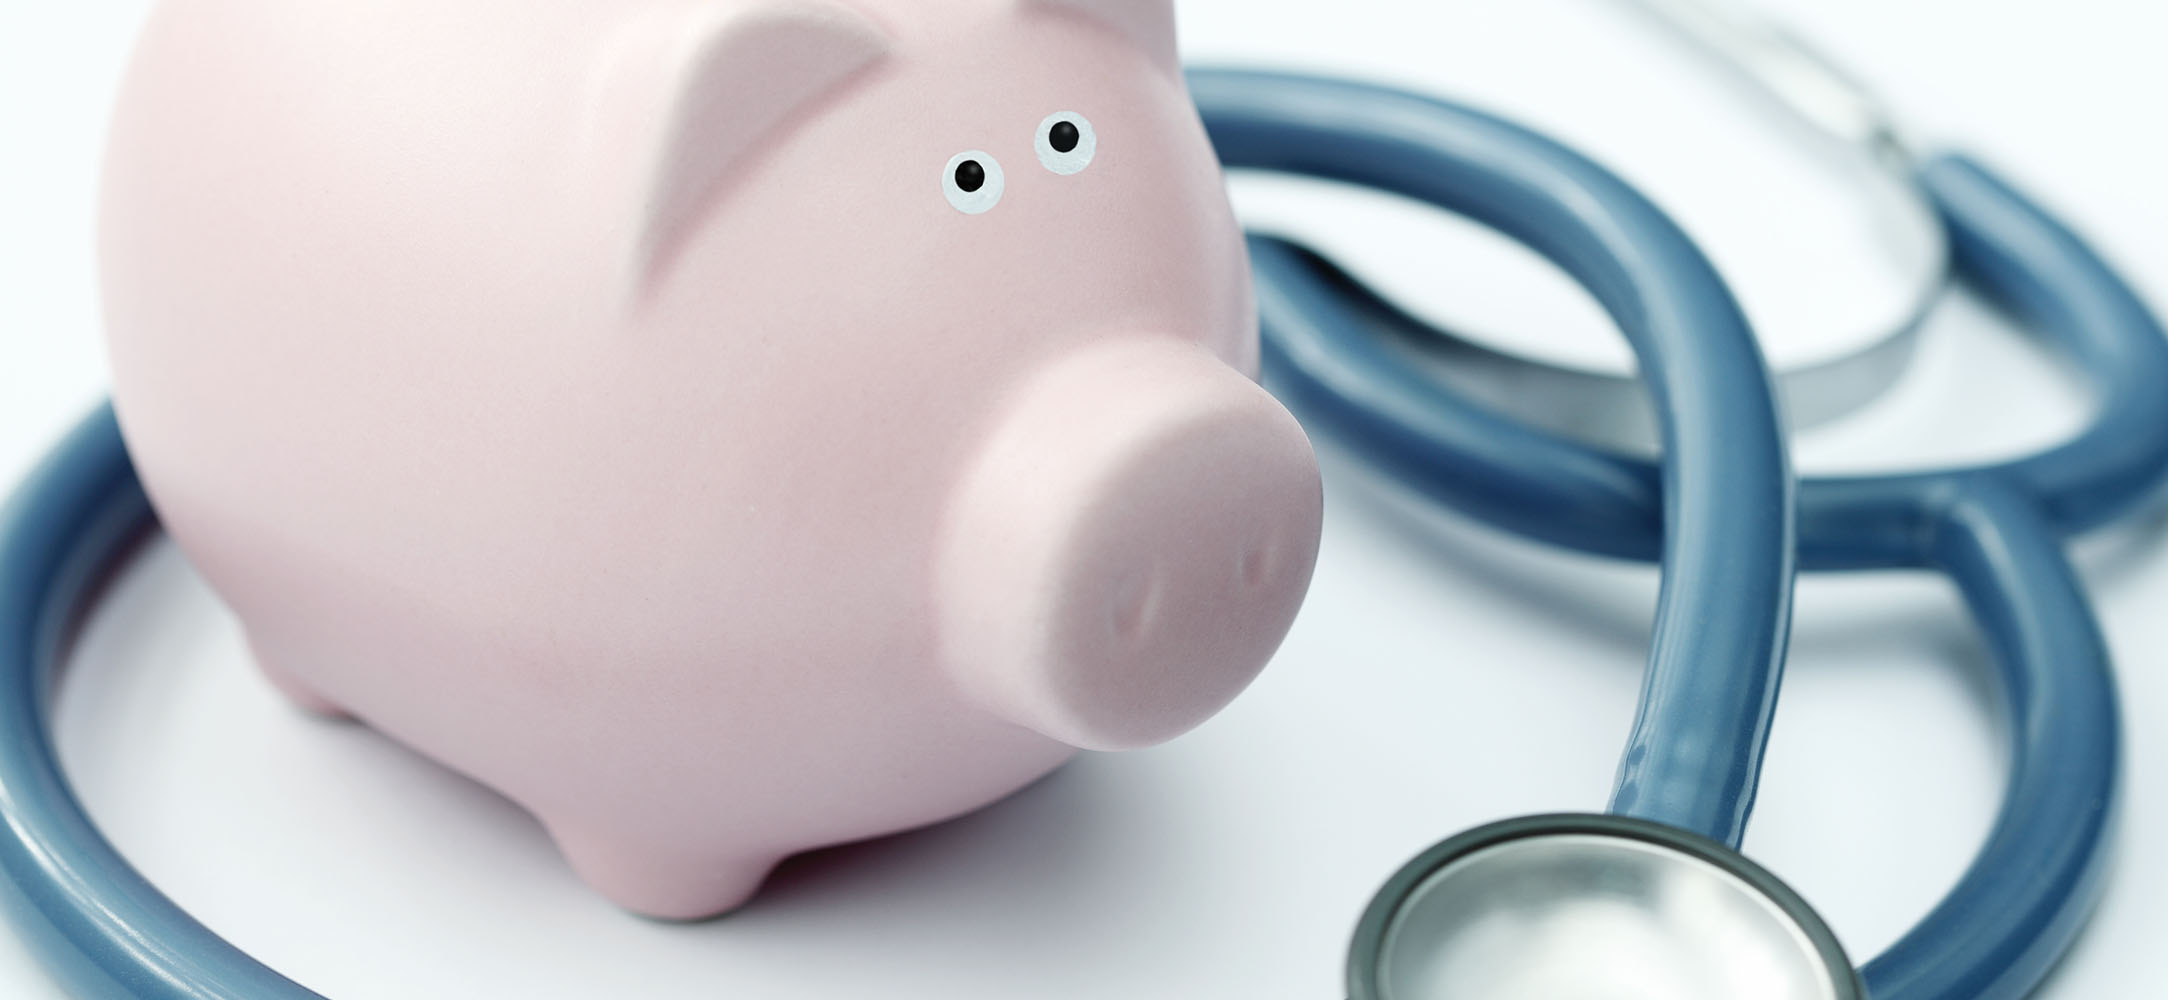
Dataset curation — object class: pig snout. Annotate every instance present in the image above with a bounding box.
[936,339,1323,752]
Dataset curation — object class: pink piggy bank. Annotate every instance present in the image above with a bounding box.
[98,0,1322,917]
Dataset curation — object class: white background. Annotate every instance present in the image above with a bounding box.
[3,0,2165,996]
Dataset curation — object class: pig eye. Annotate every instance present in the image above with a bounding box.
[1035,112,1096,175]
[943,150,1004,214]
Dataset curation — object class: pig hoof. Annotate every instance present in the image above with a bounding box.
[245,635,352,720]
[546,823,779,920]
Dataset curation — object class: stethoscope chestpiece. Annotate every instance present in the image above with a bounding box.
[1347,813,1863,1000]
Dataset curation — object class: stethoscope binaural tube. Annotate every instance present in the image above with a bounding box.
[1210,71,2168,1000]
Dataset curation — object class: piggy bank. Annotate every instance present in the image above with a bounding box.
[98,0,1321,918]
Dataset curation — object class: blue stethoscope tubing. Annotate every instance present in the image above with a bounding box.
[1199,69,1799,849]
[0,68,2150,999]
[1200,69,2168,998]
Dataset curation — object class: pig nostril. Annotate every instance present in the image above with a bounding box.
[1240,542,1276,588]
[1108,568,1161,640]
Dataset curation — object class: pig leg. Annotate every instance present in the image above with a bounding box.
[544,820,780,921]
[244,632,352,719]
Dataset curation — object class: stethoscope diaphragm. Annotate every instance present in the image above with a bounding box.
[1348,814,1862,1000]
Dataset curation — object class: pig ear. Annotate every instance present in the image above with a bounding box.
[606,2,890,284]
[1028,0,1178,69]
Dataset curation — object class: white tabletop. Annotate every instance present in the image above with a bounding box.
[2,0,2164,996]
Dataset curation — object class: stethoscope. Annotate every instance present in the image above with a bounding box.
[4,4,2166,999]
